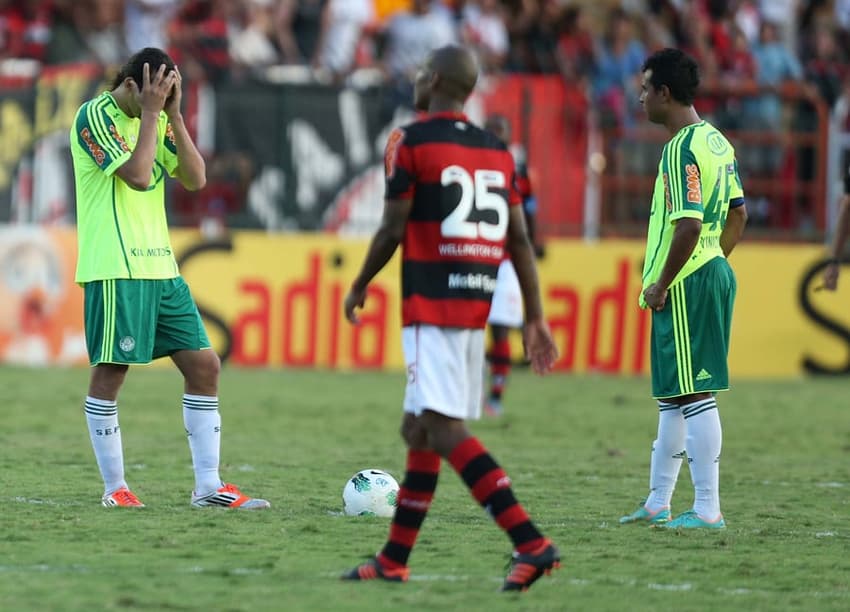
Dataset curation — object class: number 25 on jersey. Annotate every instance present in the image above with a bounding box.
[440,165,508,242]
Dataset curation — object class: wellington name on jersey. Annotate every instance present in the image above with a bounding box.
[385,112,522,328]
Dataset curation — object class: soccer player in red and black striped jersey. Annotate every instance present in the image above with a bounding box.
[482,114,543,416]
[341,45,560,592]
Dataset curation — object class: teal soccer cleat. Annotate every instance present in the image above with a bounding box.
[657,510,726,530]
[619,503,671,525]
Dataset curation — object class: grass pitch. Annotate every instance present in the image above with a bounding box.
[1,366,848,611]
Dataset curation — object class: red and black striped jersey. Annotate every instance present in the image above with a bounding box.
[384,111,522,328]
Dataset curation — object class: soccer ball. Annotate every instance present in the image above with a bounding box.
[342,469,399,517]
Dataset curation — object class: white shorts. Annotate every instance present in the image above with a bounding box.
[487,260,523,327]
[402,325,485,420]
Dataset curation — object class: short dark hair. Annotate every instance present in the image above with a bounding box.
[641,48,700,106]
[111,47,176,90]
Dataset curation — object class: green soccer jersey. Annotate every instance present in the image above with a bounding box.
[71,91,180,283]
[640,120,744,308]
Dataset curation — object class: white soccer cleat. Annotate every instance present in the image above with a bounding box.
[190,482,270,509]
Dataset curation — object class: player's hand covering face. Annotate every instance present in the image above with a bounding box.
[132,62,177,115]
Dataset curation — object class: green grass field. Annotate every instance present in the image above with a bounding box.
[1,366,848,611]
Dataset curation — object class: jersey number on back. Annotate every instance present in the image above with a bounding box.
[440,165,508,241]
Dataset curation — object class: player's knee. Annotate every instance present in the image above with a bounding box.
[89,363,129,399]
[400,416,427,448]
[183,350,220,391]
[204,351,222,379]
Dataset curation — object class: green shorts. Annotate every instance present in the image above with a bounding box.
[83,277,211,366]
[650,256,736,399]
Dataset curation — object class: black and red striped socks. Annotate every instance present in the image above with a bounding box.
[489,338,511,399]
[378,449,441,569]
[449,436,545,553]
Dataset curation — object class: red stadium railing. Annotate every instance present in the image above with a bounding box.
[479,77,830,242]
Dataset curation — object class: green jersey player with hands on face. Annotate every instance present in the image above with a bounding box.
[71,47,268,510]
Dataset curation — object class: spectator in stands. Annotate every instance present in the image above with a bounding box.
[523,0,564,75]
[46,0,126,67]
[500,0,539,73]
[0,0,51,63]
[592,7,645,130]
[275,0,326,67]
[705,0,737,75]
[794,24,847,233]
[751,20,803,131]
[460,0,509,74]
[716,24,759,129]
[758,0,799,54]
[124,0,179,54]
[641,0,686,50]
[315,0,375,83]
[380,0,456,113]
[169,0,233,84]
[733,0,761,46]
[800,24,847,111]
[556,4,595,84]
[84,0,128,67]
[229,0,281,73]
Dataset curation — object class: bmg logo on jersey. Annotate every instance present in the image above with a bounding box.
[685,164,702,204]
[80,127,106,165]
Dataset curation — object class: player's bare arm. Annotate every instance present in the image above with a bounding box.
[644,216,701,311]
[165,66,206,191]
[822,195,850,290]
[720,204,748,258]
[505,206,558,374]
[116,62,175,190]
[344,197,413,324]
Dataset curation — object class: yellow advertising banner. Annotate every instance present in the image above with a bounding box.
[1,225,845,378]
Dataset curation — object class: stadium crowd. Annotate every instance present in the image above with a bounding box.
[0,1,848,95]
[2,0,849,233]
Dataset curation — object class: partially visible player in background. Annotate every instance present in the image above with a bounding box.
[482,114,543,416]
[342,44,560,592]
[70,47,268,510]
[821,153,850,289]
[619,48,747,530]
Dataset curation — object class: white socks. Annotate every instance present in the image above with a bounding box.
[183,394,222,495]
[682,397,722,520]
[645,401,685,512]
[85,396,127,495]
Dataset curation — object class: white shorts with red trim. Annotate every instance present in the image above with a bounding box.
[402,324,485,420]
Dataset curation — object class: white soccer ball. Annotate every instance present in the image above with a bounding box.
[342,469,399,517]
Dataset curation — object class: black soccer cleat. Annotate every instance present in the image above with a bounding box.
[341,556,410,582]
[501,540,561,592]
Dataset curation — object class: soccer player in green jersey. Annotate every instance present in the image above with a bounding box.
[70,47,268,509]
[619,48,748,529]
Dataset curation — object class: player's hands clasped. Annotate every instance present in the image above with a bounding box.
[134,62,177,115]
[523,319,558,375]
[643,282,668,311]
